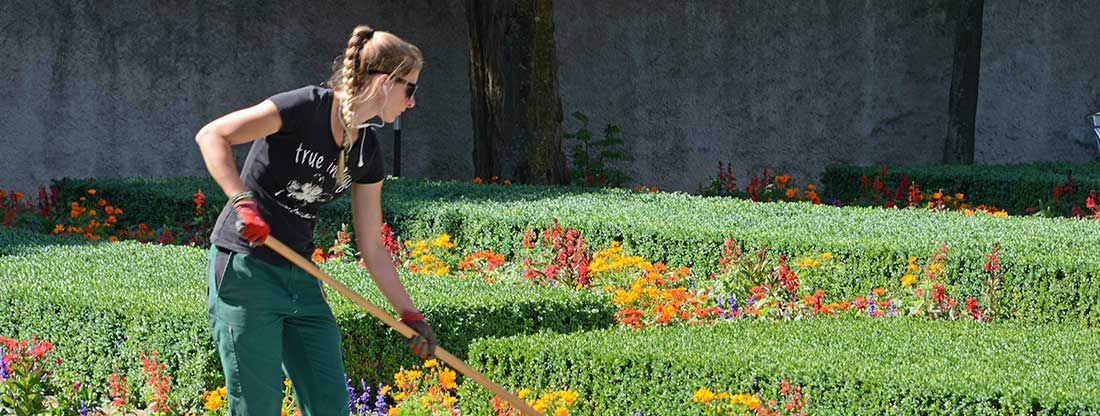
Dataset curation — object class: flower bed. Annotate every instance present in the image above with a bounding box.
[821,162,1100,216]
[0,229,614,409]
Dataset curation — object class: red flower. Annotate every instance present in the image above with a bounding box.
[31,340,52,358]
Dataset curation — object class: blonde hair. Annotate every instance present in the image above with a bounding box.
[327,25,423,175]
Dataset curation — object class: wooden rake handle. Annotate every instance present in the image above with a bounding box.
[264,236,543,416]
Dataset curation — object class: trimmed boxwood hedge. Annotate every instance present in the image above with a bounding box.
[0,229,614,408]
[821,162,1100,215]
[460,318,1100,415]
[352,189,1100,325]
[47,176,1100,325]
[50,176,610,245]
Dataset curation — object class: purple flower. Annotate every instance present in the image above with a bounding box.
[0,347,8,380]
[78,401,90,416]
[346,377,357,414]
[374,383,388,414]
[866,290,876,316]
[357,380,372,415]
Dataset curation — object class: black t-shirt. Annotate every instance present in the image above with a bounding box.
[210,85,385,265]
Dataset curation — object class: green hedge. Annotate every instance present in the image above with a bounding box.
[460,319,1100,415]
[52,176,232,229]
[0,229,614,409]
[821,162,1100,215]
[47,176,1100,325]
[50,176,610,243]
[355,189,1100,325]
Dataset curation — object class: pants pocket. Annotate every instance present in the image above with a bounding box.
[214,247,232,292]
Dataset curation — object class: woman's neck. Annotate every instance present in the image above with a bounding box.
[332,90,380,126]
[330,91,380,148]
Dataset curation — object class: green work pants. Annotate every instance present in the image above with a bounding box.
[206,245,350,416]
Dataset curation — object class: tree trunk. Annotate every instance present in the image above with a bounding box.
[466,0,567,184]
[944,0,984,164]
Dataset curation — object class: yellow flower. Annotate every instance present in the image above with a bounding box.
[204,390,225,410]
[797,258,820,268]
[822,252,833,259]
[555,406,569,416]
[393,392,407,401]
[692,387,716,403]
[560,390,578,404]
[730,393,760,409]
[424,359,438,368]
[380,385,392,395]
[405,370,423,381]
[432,233,454,248]
[901,274,917,286]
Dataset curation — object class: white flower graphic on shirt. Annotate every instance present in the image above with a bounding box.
[284,180,324,204]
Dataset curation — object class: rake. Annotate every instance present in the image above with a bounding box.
[264,235,542,416]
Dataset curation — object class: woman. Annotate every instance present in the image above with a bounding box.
[194,25,435,415]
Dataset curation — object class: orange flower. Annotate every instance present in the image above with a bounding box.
[872,287,886,296]
[654,262,668,273]
[87,189,97,195]
[311,248,326,263]
[503,179,512,185]
[776,174,791,188]
[109,236,119,242]
[785,188,798,199]
[473,177,483,184]
[439,368,458,390]
[648,186,658,193]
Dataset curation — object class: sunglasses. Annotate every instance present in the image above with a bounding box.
[368,70,416,99]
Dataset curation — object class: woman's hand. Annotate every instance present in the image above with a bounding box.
[400,311,437,358]
[233,199,270,246]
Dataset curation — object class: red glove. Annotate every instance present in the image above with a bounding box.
[401,311,437,358]
[234,199,270,246]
